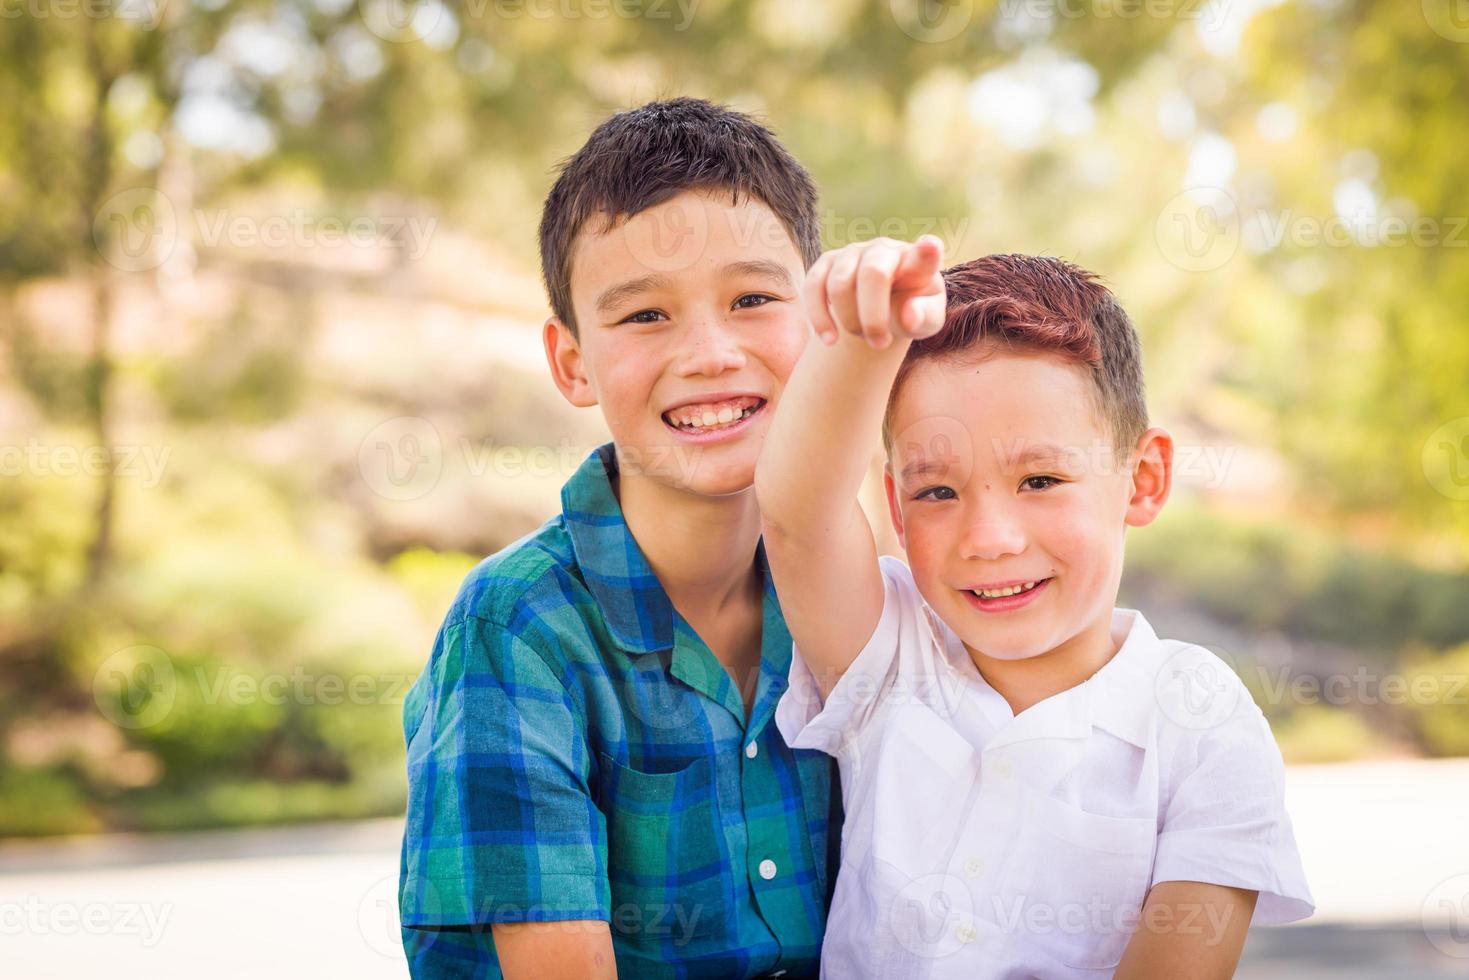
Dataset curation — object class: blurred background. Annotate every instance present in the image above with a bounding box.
[1,0,1467,976]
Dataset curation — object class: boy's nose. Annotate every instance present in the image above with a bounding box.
[957,518,1026,562]
[675,316,747,377]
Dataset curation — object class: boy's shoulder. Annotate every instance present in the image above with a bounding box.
[441,514,585,642]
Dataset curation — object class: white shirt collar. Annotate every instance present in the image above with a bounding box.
[937,607,1162,751]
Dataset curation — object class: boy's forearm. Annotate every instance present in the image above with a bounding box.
[756,332,910,536]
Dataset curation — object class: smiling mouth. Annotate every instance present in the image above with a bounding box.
[969,579,1047,600]
[661,396,766,434]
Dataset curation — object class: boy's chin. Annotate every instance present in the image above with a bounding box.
[616,438,758,497]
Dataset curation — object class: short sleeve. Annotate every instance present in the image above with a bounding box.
[775,556,930,761]
[399,615,610,931]
[1153,683,1315,925]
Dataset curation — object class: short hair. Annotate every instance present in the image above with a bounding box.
[882,254,1148,452]
[538,97,822,336]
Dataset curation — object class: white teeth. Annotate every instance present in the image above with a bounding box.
[668,403,758,431]
[973,580,1040,599]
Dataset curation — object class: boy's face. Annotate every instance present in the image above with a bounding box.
[883,351,1169,663]
[547,189,808,496]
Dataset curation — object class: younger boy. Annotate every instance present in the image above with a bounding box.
[757,237,1312,978]
[398,99,841,979]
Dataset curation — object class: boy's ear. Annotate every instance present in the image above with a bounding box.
[543,317,598,408]
[1124,427,1174,528]
[882,465,907,550]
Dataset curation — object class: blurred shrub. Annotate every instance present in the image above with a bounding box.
[1403,643,1469,758]
[1271,704,1383,765]
[1126,504,1469,656]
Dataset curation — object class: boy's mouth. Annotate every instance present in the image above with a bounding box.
[962,576,1053,612]
[661,395,766,435]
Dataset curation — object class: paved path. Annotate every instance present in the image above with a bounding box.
[2,759,1466,978]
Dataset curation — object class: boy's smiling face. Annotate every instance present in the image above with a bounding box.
[547,189,809,496]
[883,350,1170,664]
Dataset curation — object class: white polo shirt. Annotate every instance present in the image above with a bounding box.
[775,556,1314,979]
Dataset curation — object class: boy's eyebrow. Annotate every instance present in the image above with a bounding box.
[595,273,674,315]
[899,458,954,482]
[722,259,794,287]
[1003,442,1074,467]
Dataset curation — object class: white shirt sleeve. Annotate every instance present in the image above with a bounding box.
[1153,668,1316,924]
[774,556,930,762]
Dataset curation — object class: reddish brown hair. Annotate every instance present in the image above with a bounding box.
[882,254,1148,451]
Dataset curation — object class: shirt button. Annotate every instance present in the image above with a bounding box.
[955,923,978,944]
[963,856,985,878]
[991,759,1012,779]
[745,741,758,759]
[758,859,778,880]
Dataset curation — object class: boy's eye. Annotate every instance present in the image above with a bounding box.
[914,486,957,501]
[1021,475,1062,492]
[619,308,667,325]
[733,293,777,310]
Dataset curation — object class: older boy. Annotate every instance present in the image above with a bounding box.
[758,238,1312,978]
[398,99,840,979]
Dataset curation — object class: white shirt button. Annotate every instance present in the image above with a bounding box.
[991,759,1012,779]
[956,923,978,944]
[758,859,778,880]
[963,856,985,878]
[745,741,759,759]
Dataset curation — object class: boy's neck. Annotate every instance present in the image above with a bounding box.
[613,468,764,618]
[966,609,1121,717]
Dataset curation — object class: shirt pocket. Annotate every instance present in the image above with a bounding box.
[597,753,727,948]
[867,701,980,881]
[1004,788,1157,971]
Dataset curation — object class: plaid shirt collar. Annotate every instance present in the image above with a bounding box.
[562,444,790,717]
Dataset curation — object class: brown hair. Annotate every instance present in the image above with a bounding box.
[538,97,822,336]
[882,254,1148,451]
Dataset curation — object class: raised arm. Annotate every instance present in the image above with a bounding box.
[755,236,946,698]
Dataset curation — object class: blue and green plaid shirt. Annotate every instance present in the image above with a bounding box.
[399,444,841,978]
